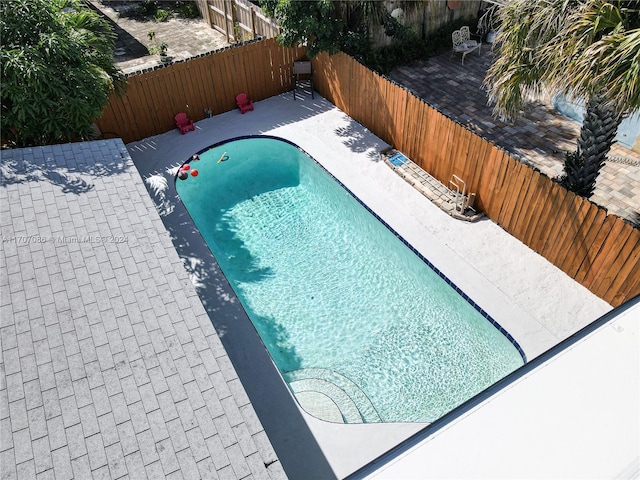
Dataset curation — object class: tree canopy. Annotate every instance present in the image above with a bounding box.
[1,0,125,147]
[260,0,388,57]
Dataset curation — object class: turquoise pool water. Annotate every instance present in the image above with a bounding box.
[176,136,524,423]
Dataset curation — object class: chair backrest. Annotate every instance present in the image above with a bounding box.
[293,61,312,75]
[174,112,189,125]
[460,26,471,42]
[236,93,249,105]
[452,30,464,48]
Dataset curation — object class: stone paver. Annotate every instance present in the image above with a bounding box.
[89,0,230,75]
[0,140,287,479]
[390,49,640,226]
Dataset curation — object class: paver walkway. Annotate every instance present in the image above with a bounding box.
[0,140,286,479]
[89,1,230,74]
[390,49,640,226]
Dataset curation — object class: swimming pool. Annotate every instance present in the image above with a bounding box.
[176,136,524,424]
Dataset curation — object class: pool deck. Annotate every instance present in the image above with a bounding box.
[126,92,611,478]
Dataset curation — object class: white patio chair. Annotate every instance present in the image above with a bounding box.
[460,26,481,47]
[451,29,481,65]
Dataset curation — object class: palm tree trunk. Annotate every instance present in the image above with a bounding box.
[561,95,623,198]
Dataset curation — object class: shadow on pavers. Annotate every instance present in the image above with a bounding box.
[89,1,149,62]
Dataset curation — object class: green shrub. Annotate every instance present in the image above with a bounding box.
[154,8,171,22]
[179,2,200,19]
[119,1,199,21]
[357,15,427,74]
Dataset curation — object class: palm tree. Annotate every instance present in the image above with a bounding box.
[484,0,640,198]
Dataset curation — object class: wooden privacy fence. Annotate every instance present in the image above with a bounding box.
[312,52,639,307]
[96,39,305,143]
[202,0,279,43]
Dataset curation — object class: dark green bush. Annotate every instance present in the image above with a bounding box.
[356,15,427,74]
[117,1,200,21]
[154,8,171,22]
[179,2,200,19]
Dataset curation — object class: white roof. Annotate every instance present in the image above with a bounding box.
[361,298,640,479]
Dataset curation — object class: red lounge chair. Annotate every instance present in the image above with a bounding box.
[235,93,254,114]
[175,112,195,134]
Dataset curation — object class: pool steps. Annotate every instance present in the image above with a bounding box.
[284,368,382,423]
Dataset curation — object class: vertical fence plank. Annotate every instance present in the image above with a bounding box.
[574,214,618,284]
[496,160,529,229]
[563,206,608,278]
[597,227,640,303]
[538,187,572,259]
[524,178,558,252]
[539,189,578,262]
[502,168,534,238]
[480,150,512,221]
[548,194,587,267]
[582,219,633,291]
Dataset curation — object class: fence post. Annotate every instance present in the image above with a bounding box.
[222,0,231,42]
[250,6,257,39]
[201,0,212,28]
[230,0,238,41]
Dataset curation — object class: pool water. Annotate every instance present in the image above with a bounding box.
[176,136,524,423]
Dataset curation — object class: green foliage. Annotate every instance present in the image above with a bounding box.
[179,2,200,19]
[484,0,640,198]
[486,0,640,122]
[1,0,125,147]
[139,0,159,17]
[261,0,347,56]
[260,0,390,57]
[154,8,172,22]
[147,29,168,55]
[119,1,201,21]
[424,17,475,56]
[261,0,476,74]
[361,16,475,74]
[359,23,423,74]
